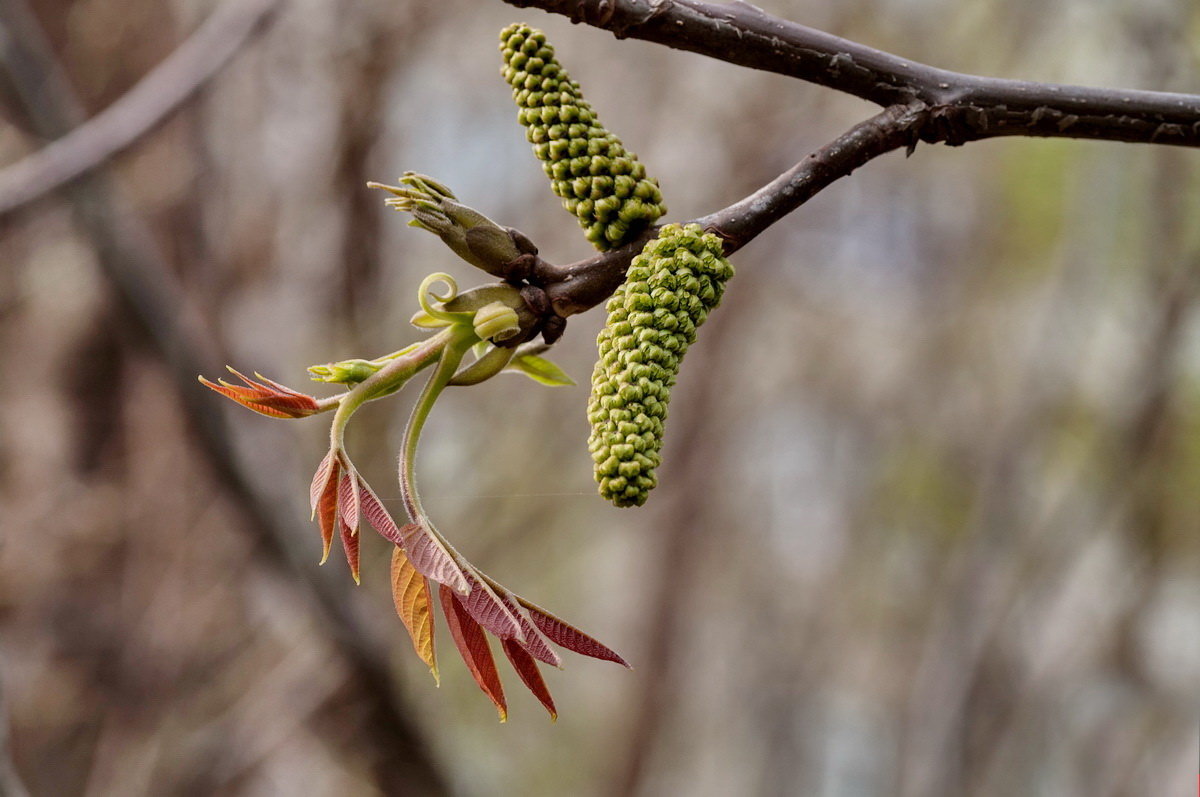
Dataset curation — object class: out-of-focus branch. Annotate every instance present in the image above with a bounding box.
[0,663,29,797]
[0,3,449,793]
[503,0,1200,147]
[0,0,279,218]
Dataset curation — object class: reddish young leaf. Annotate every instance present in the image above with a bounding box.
[357,483,472,595]
[501,639,557,720]
[460,568,524,643]
[397,522,470,595]
[337,470,361,534]
[440,584,507,722]
[488,585,560,667]
[198,368,321,418]
[358,479,403,543]
[309,451,335,517]
[314,462,340,564]
[339,516,360,584]
[391,547,437,682]
[518,598,631,668]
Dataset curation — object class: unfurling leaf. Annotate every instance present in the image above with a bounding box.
[441,584,507,722]
[502,639,556,720]
[391,547,437,682]
[508,354,575,387]
[519,598,631,668]
[198,368,321,418]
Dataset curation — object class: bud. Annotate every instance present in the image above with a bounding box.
[307,358,382,385]
[473,301,521,343]
[369,173,523,277]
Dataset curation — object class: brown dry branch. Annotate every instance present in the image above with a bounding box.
[489,0,1200,323]
[502,0,1200,146]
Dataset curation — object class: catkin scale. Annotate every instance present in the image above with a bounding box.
[588,224,735,507]
[500,24,667,251]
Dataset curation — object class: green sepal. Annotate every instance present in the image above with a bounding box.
[508,354,575,387]
[449,345,517,386]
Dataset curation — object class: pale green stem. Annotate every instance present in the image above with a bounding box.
[329,328,452,453]
[399,327,475,524]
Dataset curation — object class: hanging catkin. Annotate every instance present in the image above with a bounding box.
[500,24,667,251]
[587,224,734,507]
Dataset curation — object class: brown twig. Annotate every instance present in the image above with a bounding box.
[503,0,1200,147]
[0,0,279,218]
[538,103,926,316]
[489,0,1198,318]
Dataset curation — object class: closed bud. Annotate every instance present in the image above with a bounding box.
[473,301,521,343]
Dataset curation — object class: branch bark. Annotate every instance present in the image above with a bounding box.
[490,0,1199,320]
[0,0,279,218]
[539,103,926,316]
[503,0,1200,147]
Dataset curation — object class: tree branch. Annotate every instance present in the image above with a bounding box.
[539,103,925,315]
[503,0,1200,148]
[0,0,279,218]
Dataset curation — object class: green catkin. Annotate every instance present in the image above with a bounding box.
[588,224,735,507]
[499,24,667,251]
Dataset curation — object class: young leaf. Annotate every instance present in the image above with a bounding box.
[484,581,561,667]
[398,521,471,596]
[391,547,438,683]
[314,462,340,564]
[339,516,360,584]
[440,584,507,722]
[501,639,556,720]
[357,482,471,594]
[309,450,336,517]
[459,568,524,642]
[198,368,322,418]
[518,598,631,667]
[337,470,361,534]
[507,354,575,387]
[358,479,403,543]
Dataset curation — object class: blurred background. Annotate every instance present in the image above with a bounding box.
[0,0,1197,795]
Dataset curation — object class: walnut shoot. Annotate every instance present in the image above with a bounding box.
[201,250,621,719]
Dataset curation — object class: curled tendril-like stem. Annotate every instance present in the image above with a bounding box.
[417,272,474,326]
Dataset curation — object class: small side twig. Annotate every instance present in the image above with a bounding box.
[0,0,280,218]
[503,0,1200,147]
